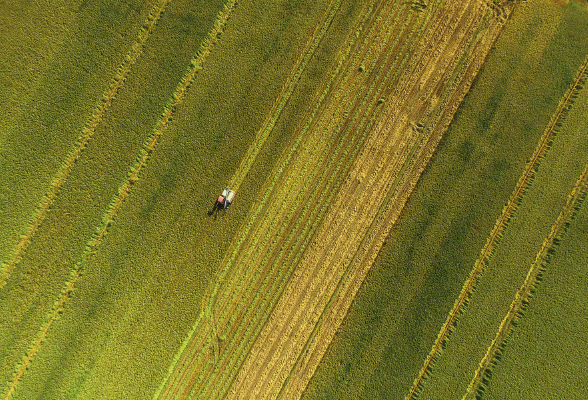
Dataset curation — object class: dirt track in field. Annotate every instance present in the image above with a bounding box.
[0,0,171,291]
[158,1,513,399]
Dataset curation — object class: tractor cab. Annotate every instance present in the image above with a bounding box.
[216,187,235,210]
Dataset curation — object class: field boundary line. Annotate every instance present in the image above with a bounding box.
[405,43,588,400]
[0,0,171,290]
[1,2,237,398]
[463,161,588,399]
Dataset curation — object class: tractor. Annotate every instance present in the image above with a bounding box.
[216,187,235,210]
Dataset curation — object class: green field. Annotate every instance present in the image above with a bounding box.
[303,1,588,398]
[484,177,588,400]
[2,0,588,399]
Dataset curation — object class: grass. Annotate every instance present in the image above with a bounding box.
[301,1,588,399]
[0,0,156,270]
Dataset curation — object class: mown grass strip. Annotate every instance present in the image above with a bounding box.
[0,0,171,290]
[405,42,588,400]
[463,160,588,400]
[2,3,236,398]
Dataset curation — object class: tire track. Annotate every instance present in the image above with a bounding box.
[463,161,588,400]
[0,0,171,290]
[1,3,236,398]
[405,39,588,400]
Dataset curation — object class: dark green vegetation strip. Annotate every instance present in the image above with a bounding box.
[301,1,588,399]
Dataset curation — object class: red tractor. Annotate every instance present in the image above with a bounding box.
[216,187,235,210]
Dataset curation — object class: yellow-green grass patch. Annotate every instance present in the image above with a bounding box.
[0,0,227,397]
[302,1,588,399]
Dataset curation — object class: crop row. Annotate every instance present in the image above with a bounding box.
[0,0,172,291]
[405,34,588,400]
[1,2,236,399]
[466,161,588,399]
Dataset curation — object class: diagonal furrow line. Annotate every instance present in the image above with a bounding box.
[405,48,588,400]
[0,0,172,290]
[462,161,588,400]
[2,2,236,399]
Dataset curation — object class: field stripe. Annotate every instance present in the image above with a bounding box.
[1,3,236,399]
[405,44,588,400]
[154,1,346,397]
[0,0,171,290]
[462,160,588,400]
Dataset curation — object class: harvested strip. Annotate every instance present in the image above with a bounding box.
[405,34,588,400]
[463,161,588,399]
[1,3,235,399]
[0,0,172,290]
[228,1,511,399]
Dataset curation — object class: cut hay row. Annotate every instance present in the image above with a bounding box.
[463,161,588,399]
[0,0,172,291]
[156,1,463,397]
[405,36,588,400]
[252,2,513,399]
[1,3,236,399]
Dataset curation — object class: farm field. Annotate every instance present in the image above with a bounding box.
[1,0,586,400]
[303,0,588,399]
[483,172,588,400]
[0,0,158,272]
